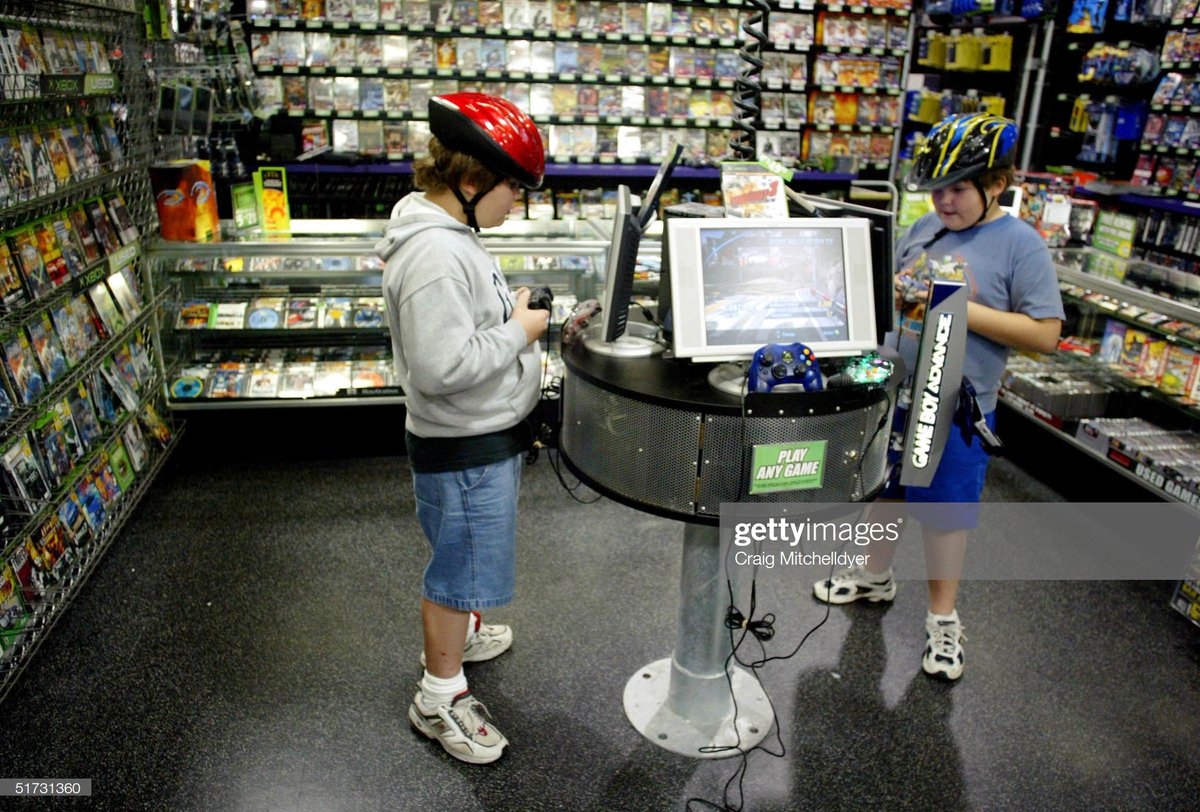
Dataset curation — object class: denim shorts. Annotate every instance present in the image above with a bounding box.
[880,406,995,531]
[413,454,521,611]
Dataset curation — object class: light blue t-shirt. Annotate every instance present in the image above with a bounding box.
[887,212,1065,412]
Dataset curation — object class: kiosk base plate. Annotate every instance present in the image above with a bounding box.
[622,657,773,758]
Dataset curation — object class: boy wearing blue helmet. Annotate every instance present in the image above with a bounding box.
[814,113,1065,681]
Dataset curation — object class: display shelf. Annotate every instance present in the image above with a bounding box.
[0,0,186,705]
[0,426,183,704]
[997,391,1182,505]
[1055,250,1200,323]
[148,218,612,409]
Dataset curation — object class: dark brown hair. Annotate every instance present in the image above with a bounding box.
[412,137,502,193]
[978,164,1016,192]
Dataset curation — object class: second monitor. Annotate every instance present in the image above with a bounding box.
[583,144,683,357]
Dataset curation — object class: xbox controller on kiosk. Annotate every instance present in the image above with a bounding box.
[748,343,824,393]
[528,286,554,311]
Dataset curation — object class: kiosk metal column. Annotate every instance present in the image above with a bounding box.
[622,523,772,757]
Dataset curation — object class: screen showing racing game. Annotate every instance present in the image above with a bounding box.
[697,226,849,348]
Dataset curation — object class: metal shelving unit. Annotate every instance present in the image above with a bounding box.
[0,0,185,699]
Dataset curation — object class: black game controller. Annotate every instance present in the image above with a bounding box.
[747,343,824,393]
[528,286,554,311]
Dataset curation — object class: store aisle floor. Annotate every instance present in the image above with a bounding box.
[0,433,1197,811]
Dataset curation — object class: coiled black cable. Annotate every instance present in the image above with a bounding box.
[731,0,770,159]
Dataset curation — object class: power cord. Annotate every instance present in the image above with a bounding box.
[531,312,604,504]
[631,299,663,331]
[688,377,896,812]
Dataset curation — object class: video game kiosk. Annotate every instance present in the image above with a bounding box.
[557,153,974,758]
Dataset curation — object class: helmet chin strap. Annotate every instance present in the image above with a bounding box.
[971,178,997,227]
[449,179,501,232]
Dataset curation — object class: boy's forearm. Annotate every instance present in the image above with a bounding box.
[966,301,1061,353]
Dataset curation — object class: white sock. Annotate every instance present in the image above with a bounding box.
[465,611,480,642]
[927,609,959,625]
[420,668,467,707]
[864,566,893,581]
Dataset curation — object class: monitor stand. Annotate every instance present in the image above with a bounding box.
[707,362,748,396]
[581,321,665,358]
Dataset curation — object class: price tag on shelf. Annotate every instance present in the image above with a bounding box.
[279,18,296,28]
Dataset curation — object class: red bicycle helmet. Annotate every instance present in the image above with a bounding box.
[428,92,545,189]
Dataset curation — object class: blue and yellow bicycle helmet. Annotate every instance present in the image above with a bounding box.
[907,112,1019,191]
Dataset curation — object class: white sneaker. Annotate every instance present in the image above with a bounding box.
[922,611,966,681]
[462,617,513,663]
[812,565,897,605]
[420,612,513,666]
[409,688,508,764]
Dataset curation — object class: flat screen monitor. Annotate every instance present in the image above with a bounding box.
[593,144,683,349]
[789,191,895,339]
[597,184,637,343]
[666,217,879,362]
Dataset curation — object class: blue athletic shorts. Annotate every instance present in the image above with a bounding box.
[413,454,522,611]
[881,406,996,531]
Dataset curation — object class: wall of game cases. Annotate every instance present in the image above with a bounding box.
[0,0,184,700]
[245,0,913,174]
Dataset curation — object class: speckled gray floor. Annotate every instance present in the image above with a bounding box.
[0,409,1197,811]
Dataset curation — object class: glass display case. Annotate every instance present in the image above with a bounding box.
[143,218,614,409]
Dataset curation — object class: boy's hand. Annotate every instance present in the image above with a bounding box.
[513,287,550,344]
[895,275,930,307]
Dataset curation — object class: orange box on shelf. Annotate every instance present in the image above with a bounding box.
[148,160,220,242]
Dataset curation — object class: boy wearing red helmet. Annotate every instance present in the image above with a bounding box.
[376,93,548,763]
[814,113,1064,681]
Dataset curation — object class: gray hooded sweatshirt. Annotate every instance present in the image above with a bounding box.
[375,192,540,438]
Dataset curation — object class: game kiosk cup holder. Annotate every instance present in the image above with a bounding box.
[559,344,903,757]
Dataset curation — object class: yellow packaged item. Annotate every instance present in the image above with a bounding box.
[980,33,1013,72]
[917,32,946,69]
[945,31,983,71]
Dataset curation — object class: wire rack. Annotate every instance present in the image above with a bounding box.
[0,0,186,702]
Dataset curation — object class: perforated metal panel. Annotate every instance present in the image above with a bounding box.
[562,373,703,516]
[697,401,892,515]
[563,369,896,520]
